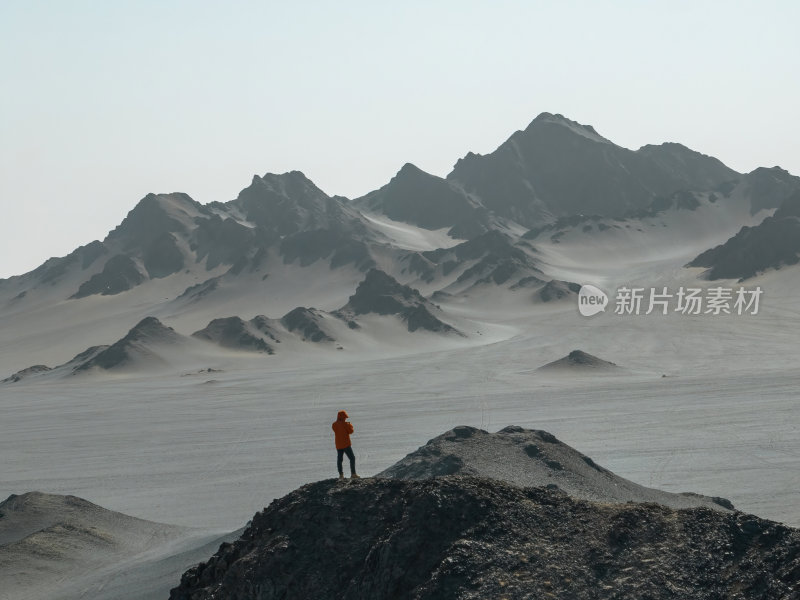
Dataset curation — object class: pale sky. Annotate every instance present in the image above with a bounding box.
[1,1,798,278]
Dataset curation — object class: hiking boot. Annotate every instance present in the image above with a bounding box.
[338,473,345,480]
[350,473,360,479]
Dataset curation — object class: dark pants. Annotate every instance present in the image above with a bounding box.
[337,446,356,475]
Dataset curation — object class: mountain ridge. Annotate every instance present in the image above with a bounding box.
[3,112,800,375]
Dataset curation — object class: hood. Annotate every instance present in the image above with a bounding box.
[337,410,349,421]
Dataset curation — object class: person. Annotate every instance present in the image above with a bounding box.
[332,410,359,479]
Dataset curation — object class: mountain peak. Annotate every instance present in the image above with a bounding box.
[523,112,612,144]
[395,162,428,179]
[251,170,324,196]
[259,169,312,183]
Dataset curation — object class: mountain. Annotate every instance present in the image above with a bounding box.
[2,171,375,303]
[2,317,186,381]
[169,426,798,600]
[191,316,281,354]
[2,112,799,376]
[444,113,740,226]
[336,269,458,334]
[73,316,184,372]
[353,163,483,237]
[689,191,800,280]
[190,309,336,351]
[739,166,800,214]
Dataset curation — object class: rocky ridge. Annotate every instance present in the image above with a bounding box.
[169,477,800,600]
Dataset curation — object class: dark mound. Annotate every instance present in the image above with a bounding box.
[279,229,375,271]
[2,364,52,384]
[379,425,730,511]
[177,276,221,302]
[170,477,800,600]
[538,279,581,301]
[540,349,620,371]
[338,269,458,334]
[192,316,279,353]
[421,230,541,287]
[73,316,182,372]
[280,307,334,342]
[71,254,146,298]
[689,191,800,280]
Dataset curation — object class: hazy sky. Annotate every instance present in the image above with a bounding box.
[1,1,798,278]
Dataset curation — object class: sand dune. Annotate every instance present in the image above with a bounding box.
[0,491,237,600]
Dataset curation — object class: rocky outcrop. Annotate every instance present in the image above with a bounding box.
[353,163,479,234]
[447,113,740,227]
[422,230,542,287]
[741,166,800,214]
[280,307,334,342]
[169,476,800,600]
[379,426,726,510]
[279,229,375,271]
[689,191,800,280]
[71,254,146,298]
[337,269,458,334]
[538,279,581,302]
[192,316,279,354]
[2,364,52,384]
[539,349,620,371]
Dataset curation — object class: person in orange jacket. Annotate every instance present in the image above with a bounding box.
[332,410,359,479]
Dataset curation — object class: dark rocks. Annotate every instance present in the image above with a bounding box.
[177,277,221,302]
[143,232,185,278]
[193,215,256,271]
[339,269,458,334]
[280,307,334,342]
[108,193,197,248]
[279,229,375,271]
[539,279,581,302]
[742,166,800,214]
[353,162,475,231]
[422,230,542,288]
[447,113,739,227]
[169,477,800,600]
[192,316,278,354]
[539,350,620,371]
[72,255,146,298]
[689,191,800,280]
[229,171,335,236]
[376,426,727,511]
[2,365,52,384]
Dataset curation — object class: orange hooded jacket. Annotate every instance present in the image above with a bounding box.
[332,410,354,449]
